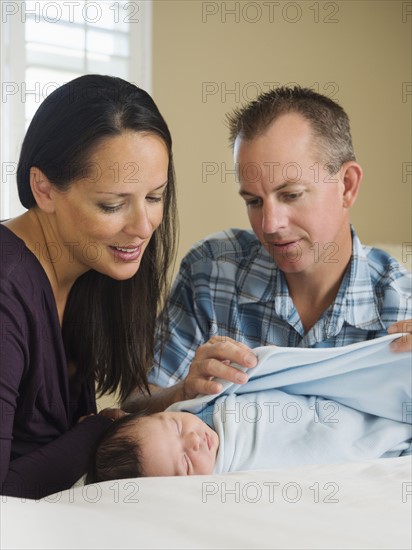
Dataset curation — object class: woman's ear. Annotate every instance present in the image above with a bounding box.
[30,167,55,213]
[341,162,363,208]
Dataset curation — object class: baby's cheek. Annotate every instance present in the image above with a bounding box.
[205,458,216,475]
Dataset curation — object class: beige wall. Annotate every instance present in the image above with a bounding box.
[152,0,411,269]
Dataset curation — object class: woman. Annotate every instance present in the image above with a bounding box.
[0,74,177,499]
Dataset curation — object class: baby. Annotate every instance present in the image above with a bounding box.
[88,336,412,482]
[87,394,411,482]
[87,411,219,482]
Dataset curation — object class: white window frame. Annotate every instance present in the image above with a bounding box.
[0,0,152,219]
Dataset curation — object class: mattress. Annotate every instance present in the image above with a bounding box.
[1,455,411,549]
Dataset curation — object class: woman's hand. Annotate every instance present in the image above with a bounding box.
[77,408,128,423]
[77,413,95,423]
[98,408,128,421]
[388,320,412,352]
[182,336,258,400]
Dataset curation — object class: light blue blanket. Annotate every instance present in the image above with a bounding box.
[167,334,412,473]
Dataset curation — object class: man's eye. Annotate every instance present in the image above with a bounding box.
[245,198,261,207]
[284,192,303,201]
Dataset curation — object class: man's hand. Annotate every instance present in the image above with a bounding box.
[388,319,412,352]
[122,338,258,413]
[182,336,258,400]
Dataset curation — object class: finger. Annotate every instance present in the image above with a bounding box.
[388,320,412,335]
[196,341,257,369]
[184,377,223,400]
[207,335,239,345]
[113,409,127,419]
[390,333,412,353]
[207,335,253,350]
[192,358,249,385]
[206,336,256,356]
[99,407,126,421]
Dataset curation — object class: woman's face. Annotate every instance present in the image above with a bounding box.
[48,131,169,280]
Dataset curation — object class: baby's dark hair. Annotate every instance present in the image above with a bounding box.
[86,412,147,484]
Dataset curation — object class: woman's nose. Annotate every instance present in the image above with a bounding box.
[123,205,153,239]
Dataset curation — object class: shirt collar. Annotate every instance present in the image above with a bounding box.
[338,227,385,331]
[237,227,385,332]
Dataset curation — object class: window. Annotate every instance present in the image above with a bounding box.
[1,0,152,218]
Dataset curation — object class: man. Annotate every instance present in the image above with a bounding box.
[123,86,411,413]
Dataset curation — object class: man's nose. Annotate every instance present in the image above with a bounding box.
[261,200,288,235]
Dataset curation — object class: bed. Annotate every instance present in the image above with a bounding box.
[1,456,411,549]
[2,243,411,549]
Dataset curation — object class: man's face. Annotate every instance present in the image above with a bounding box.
[235,113,354,277]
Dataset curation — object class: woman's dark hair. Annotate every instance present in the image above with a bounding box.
[86,413,146,483]
[17,74,178,401]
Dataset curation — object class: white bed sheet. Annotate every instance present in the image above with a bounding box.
[1,456,411,550]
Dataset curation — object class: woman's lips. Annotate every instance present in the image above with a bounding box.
[109,245,141,262]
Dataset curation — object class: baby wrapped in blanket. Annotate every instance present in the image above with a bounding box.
[88,334,412,480]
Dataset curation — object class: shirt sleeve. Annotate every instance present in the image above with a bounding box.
[0,275,112,500]
[0,276,29,494]
[1,415,112,500]
[149,254,215,387]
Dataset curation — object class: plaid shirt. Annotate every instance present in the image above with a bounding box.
[149,227,411,387]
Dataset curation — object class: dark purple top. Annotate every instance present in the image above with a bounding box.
[0,224,112,499]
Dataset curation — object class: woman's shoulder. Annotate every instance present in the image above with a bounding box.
[0,223,51,295]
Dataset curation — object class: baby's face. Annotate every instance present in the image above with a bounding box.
[133,411,219,477]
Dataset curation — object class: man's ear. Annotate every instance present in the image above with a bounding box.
[341,162,362,208]
[30,167,55,213]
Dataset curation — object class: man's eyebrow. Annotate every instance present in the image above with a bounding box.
[239,182,297,197]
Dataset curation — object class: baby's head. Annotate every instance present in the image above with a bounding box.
[87,411,219,482]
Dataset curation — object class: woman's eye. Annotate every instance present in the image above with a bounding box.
[146,195,163,203]
[98,203,124,213]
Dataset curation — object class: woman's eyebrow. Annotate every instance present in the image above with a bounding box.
[95,181,168,196]
[95,192,130,196]
[155,181,168,190]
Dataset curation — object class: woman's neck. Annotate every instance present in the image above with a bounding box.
[4,209,88,323]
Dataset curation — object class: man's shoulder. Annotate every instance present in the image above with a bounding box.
[362,244,411,280]
[351,230,410,283]
[357,244,411,303]
[182,228,263,264]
